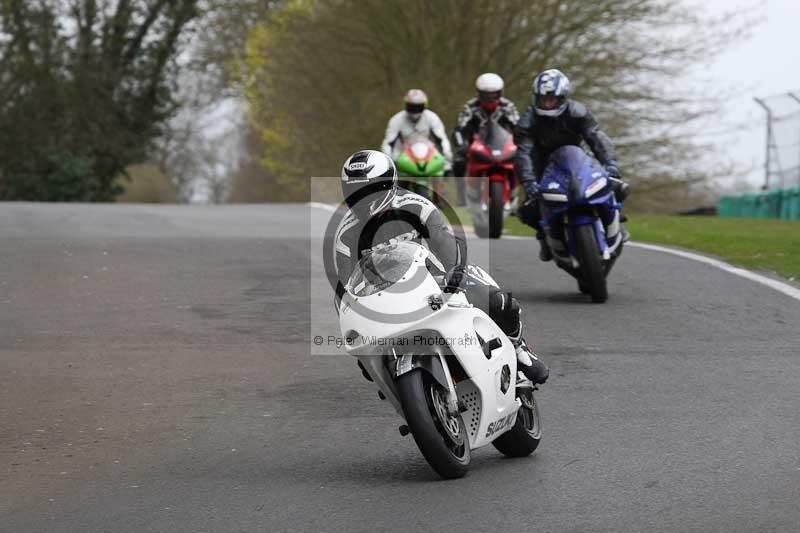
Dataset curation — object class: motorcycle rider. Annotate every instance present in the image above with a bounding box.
[515,68,629,261]
[381,89,453,173]
[451,73,520,180]
[332,149,548,385]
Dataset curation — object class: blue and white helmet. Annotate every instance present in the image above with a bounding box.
[341,150,397,219]
[532,69,570,117]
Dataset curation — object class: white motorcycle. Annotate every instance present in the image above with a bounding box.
[338,241,541,479]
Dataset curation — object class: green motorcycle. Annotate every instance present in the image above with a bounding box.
[394,138,446,205]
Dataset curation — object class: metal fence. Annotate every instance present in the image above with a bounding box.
[754,92,800,190]
[718,188,800,220]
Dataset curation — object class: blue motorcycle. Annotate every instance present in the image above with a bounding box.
[534,146,625,303]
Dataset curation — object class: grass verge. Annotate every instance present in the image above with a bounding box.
[448,208,800,280]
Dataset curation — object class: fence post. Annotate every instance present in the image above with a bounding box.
[787,92,800,189]
[753,97,772,190]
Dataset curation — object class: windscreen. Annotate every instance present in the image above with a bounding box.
[548,145,591,179]
[482,120,511,152]
[347,241,418,297]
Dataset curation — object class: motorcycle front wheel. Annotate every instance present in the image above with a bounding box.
[396,369,470,479]
[575,224,608,303]
[488,180,504,239]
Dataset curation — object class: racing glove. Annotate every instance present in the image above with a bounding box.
[443,265,466,293]
[523,181,539,198]
[605,161,621,180]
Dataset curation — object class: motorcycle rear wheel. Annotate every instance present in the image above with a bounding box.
[474,223,489,238]
[575,224,608,303]
[492,389,542,457]
[396,369,470,479]
[577,280,590,294]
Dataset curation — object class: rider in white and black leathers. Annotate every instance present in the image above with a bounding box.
[515,69,628,260]
[333,150,548,384]
[452,73,519,179]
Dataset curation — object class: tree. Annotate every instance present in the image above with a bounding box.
[0,0,200,201]
[239,0,753,208]
[157,0,285,203]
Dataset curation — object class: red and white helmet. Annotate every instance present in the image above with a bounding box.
[475,73,504,111]
[404,89,428,120]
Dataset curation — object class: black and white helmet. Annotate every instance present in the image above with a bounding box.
[532,68,570,117]
[341,150,397,219]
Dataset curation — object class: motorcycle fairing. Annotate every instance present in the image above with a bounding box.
[536,146,624,269]
[339,243,521,448]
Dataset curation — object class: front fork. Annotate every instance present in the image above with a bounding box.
[543,202,620,258]
[593,218,610,259]
[395,353,459,415]
[481,172,514,205]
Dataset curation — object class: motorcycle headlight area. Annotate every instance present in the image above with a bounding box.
[541,192,568,203]
[585,177,608,198]
[472,151,494,163]
[498,149,518,162]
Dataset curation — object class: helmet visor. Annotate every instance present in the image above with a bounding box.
[344,181,394,219]
[537,94,561,110]
[405,102,425,114]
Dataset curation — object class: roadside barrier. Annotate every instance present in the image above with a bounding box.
[718,188,800,220]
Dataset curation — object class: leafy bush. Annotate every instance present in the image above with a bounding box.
[1,151,114,202]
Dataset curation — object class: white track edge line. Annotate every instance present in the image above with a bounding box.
[307,203,799,302]
[625,242,800,301]
[308,201,337,213]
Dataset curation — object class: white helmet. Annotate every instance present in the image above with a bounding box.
[341,150,397,219]
[475,73,504,111]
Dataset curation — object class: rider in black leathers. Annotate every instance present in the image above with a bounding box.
[332,149,548,384]
[515,69,628,260]
[452,73,519,180]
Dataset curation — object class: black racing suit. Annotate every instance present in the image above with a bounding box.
[333,188,522,338]
[514,100,616,232]
[452,97,520,178]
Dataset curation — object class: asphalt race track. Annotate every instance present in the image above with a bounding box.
[2,203,799,532]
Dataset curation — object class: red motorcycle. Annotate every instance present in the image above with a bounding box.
[465,120,518,238]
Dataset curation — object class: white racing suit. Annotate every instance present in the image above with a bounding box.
[381,110,453,170]
[331,188,548,383]
[334,189,519,344]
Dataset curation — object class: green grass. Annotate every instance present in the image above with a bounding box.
[625,215,800,280]
[447,208,800,280]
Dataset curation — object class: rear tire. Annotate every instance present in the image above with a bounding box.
[492,389,542,457]
[574,224,608,303]
[408,180,431,201]
[578,280,590,294]
[432,177,445,207]
[489,180,504,239]
[396,370,470,479]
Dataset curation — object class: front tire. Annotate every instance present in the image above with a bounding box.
[574,224,608,303]
[396,370,470,479]
[492,389,542,457]
[488,180,504,239]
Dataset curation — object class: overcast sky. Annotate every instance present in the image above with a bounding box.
[699,0,800,188]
